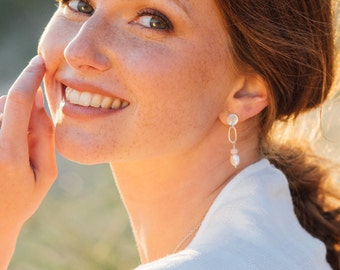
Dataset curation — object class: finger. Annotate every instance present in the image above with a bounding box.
[28,88,58,191]
[1,56,45,148]
[0,95,6,112]
[0,96,7,129]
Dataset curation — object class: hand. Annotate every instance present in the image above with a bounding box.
[0,56,57,269]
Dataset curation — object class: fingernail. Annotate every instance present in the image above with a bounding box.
[29,55,44,66]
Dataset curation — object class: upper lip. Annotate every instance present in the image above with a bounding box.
[59,78,130,103]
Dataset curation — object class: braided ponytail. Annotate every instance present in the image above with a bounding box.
[216,0,340,268]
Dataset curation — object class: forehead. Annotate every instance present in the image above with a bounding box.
[172,0,190,13]
[171,0,218,13]
[164,0,224,24]
[132,0,220,16]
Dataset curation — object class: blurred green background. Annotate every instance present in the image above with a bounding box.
[0,1,139,269]
[0,1,339,270]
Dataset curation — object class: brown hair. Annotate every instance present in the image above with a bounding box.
[216,0,340,268]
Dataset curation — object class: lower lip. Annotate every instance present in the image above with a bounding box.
[61,100,127,120]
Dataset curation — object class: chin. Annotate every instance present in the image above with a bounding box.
[56,144,102,165]
[54,130,110,165]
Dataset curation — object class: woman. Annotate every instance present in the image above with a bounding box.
[0,0,339,269]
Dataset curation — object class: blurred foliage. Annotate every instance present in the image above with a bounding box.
[10,161,139,270]
[0,0,55,91]
[0,0,139,269]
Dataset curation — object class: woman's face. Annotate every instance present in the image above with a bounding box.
[39,0,239,164]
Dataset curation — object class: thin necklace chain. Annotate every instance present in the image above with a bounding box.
[172,222,202,254]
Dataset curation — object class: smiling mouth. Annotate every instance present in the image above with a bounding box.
[65,87,130,109]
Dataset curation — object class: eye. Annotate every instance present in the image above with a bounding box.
[66,0,94,15]
[136,10,173,31]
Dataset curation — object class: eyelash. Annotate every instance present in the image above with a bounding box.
[55,0,69,5]
[55,1,173,32]
[56,0,72,4]
[55,0,92,10]
[137,9,173,32]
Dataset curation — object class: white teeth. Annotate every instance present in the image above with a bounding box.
[79,92,92,107]
[90,94,102,108]
[65,87,129,109]
[121,101,130,108]
[111,99,122,109]
[101,97,113,109]
[68,89,80,105]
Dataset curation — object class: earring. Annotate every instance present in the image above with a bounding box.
[227,114,240,168]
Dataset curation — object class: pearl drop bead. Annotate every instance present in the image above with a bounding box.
[230,154,240,168]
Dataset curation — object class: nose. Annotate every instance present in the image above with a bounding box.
[64,16,112,72]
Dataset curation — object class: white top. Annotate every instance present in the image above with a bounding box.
[135,159,331,269]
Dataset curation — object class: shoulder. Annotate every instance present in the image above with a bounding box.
[135,234,331,270]
[135,245,331,270]
[134,249,236,270]
[135,160,331,270]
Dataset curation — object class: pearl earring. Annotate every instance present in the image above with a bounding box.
[227,114,240,168]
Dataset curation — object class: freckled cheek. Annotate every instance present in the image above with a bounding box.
[126,52,218,138]
[39,21,78,69]
[129,47,220,110]
[38,20,79,114]
[126,47,204,101]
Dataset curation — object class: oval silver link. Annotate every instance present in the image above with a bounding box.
[228,126,237,145]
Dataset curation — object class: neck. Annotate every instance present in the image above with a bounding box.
[110,124,260,263]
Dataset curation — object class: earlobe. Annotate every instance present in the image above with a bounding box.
[219,73,269,124]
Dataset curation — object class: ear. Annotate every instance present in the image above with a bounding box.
[219,73,268,124]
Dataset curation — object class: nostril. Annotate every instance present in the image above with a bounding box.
[64,36,112,72]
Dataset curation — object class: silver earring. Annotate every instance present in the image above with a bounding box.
[227,114,240,168]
